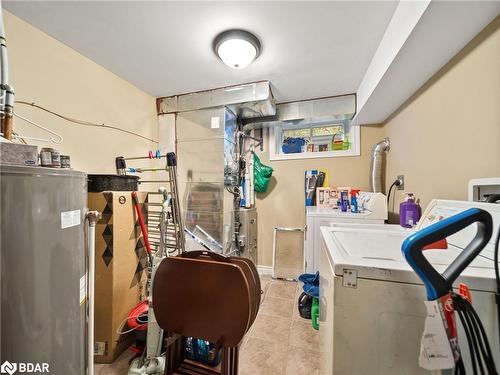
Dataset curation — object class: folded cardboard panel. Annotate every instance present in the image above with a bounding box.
[88,191,148,363]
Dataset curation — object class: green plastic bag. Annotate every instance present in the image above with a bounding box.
[253,152,273,193]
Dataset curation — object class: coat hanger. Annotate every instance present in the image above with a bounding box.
[9,111,64,144]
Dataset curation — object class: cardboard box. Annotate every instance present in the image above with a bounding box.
[0,142,38,166]
[88,191,148,363]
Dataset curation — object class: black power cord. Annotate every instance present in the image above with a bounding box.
[495,225,500,361]
[387,178,402,203]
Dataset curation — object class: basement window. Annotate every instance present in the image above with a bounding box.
[269,119,360,161]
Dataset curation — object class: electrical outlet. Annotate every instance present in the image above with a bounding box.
[397,175,405,190]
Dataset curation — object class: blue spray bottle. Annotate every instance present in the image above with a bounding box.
[350,189,360,213]
[240,178,246,207]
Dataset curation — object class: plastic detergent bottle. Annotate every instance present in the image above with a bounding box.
[399,193,421,228]
[350,189,360,213]
[340,190,349,212]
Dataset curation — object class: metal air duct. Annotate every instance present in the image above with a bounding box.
[157,81,276,119]
[241,94,356,131]
[370,137,390,194]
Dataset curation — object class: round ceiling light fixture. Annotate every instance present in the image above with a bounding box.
[213,29,261,69]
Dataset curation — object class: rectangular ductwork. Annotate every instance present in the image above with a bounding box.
[242,94,356,130]
[157,80,276,118]
[277,94,356,122]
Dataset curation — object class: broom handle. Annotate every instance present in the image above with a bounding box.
[132,191,152,255]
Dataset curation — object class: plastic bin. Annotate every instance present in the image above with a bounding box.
[184,337,222,367]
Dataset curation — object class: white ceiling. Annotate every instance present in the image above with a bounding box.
[3,1,399,102]
[353,0,500,124]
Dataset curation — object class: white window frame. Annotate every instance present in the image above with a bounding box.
[269,121,360,161]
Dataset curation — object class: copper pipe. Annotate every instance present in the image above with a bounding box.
[1,107,13,140]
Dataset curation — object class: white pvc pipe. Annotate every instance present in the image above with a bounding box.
[0,1,11,107]
[0,0,8,110]
[244,168,251,209]
[0,1,5,37]
[87,212,99,375]
[249,143,255,207]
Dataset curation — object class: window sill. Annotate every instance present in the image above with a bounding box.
[269,149,360,161]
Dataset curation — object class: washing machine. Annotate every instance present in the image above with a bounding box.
[305,192,388,273]
[319,199,500,375]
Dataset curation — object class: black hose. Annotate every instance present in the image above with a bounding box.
[467,298,497,373]
[456,303,479,375]
[456,358,467,375]
[462,302,484,375]
[453,293,499,375]
[457,296,487,374]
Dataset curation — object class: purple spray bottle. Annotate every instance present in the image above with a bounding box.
[399,192,421,228]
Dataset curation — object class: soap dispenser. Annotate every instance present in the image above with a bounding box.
[399,192,421,228]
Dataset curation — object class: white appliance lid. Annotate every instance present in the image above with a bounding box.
[323,200,500,292]
[324,227,495,292]
[417,200,500,260]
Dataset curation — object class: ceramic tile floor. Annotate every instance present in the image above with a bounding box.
[94,275,319,375]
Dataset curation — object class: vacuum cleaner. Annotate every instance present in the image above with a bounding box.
[128,187,168,375]
[402,207,499,374]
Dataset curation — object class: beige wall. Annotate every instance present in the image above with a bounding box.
[5,11,158,173]
[255,125,384,266]
[382,16,500,221]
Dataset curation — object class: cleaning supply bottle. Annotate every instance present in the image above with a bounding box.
[350,189,360,213]
[340,190,349,212]
[240,178,246,207]
[311,298,319,330]
[399,193,421,228]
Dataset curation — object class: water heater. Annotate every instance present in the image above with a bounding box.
[1,165,88,374]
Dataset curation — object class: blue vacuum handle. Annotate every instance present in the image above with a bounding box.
[402,208,492,300]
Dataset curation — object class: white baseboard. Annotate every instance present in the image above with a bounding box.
[257,265,273,276]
